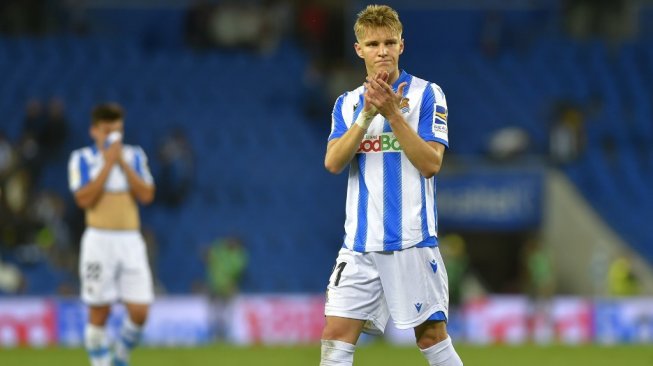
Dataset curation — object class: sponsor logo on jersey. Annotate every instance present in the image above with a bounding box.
[414,303,423,313]
[357,133,402,153]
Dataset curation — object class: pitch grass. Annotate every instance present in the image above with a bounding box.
[3,343,653,366]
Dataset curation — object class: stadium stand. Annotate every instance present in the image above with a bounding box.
[1,5,652,295]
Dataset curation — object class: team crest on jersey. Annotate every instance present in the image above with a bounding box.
[399,97,410,113]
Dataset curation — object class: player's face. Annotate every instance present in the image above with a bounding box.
[355,27,404,81]
[90,119,124,146]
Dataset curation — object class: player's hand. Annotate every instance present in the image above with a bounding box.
[366,71,407,119]
[362,72,386,116]
[103,139,123,165]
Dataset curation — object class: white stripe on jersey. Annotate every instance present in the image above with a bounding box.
[328,71,449,252]
[68,145,154,192]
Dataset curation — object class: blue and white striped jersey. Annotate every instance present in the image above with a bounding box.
[328,70,449,252]
[68,144,154,193]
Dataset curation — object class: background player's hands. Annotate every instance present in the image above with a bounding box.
[366,71,407,119]
[103,138,123,166]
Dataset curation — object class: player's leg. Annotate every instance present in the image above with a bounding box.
[113,302,149,366]
[80,229,117,366]
[321,248,388,366]
[414,320,463,366]
[320,316,364,366]
[114,232,154,366]
[85,305,112,366]
[375,246,463,365]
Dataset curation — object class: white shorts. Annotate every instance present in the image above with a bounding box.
[324,246,449,334]
[79,228,154,305]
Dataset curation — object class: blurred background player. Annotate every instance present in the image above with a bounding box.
[68,103,155,366]
[321,5,462,366]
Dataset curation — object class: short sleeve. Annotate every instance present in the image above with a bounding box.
[417,83,449,148]
[328,93,348,141]
[68,150,90,192]
[133,146,154,185]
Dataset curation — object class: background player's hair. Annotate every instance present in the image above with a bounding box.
[354,4,403,41]
[91,102,124,125]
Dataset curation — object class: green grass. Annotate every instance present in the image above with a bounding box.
[3,343,652,365]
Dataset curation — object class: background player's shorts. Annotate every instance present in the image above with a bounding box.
[80,228,154,305]
[324,246,449,334]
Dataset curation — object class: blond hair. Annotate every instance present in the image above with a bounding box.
[354,5,403,41]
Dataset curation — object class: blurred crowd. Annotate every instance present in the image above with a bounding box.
[0,0,644,302]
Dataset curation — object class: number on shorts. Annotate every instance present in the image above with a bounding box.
[85,262,102,281]
[333,262,347,287]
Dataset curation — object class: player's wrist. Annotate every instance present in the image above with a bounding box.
[355,109,376,130]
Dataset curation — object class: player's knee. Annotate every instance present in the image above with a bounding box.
[415,322,449,349]
[126,305,149,325]
[321,325,358,344]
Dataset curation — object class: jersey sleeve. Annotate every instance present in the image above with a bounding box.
[328,93,349,141]
[133,146,154,185]
[68,150,90,192]
[417,83,449,148]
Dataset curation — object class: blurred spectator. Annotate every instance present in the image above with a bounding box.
[206,236,247,300]
[522,239,555,300]
[522,239,555,343]
[295,0,345,64]
[19,99,46,180]
[549,103,586,164]
[0,0,47,35]
[439,234,469,308]
[23,98,45,138]
[608,256,640,297]
[156,128,194,207]
[142,226,166,294]
[184,0,214,50]
[564,0,636,42]
[479,11,504,58]
[0,132,18,181]
[0,256,25,294]
[30,191,74,272]
[38,97,69,161]
[488,127,531,160]
[204,236,248,340]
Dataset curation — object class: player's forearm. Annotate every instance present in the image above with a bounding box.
[121,164,155,204]
[74,166,112,209]
[389,115,443,178]
[324,126,367,174]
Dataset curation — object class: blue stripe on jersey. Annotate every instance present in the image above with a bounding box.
[382,117,402,250]
[381,74,412,251]
[420,176,429,241]
[134,149,143,177]
[79,154,90,187]
[418,84,436,140]
[353,93,365,121]
[353,154,368,252]
[415,236,436,247]
[433,178,439,233]
[328,94,348,141]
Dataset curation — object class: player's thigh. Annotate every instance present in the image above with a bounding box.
[79,229,118,304]
[375,246,449,329]
[324,248,389,336]
[117,233,154,304]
